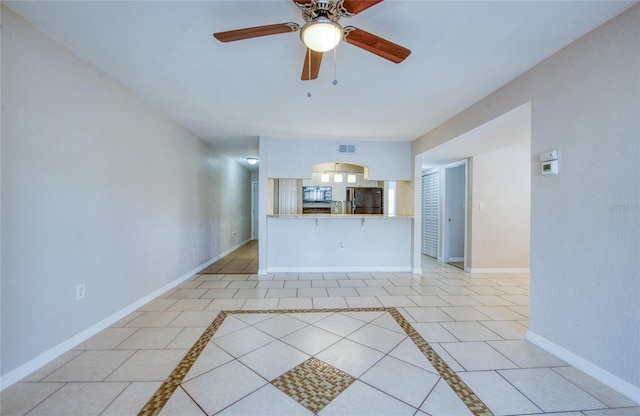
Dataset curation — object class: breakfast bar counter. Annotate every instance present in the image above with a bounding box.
[268,214,412,219]
[266,214,413,272]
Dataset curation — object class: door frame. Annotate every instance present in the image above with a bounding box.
[251,180,259,240]
[442,160,468,268]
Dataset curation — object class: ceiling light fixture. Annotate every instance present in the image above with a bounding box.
[300,17,343,52]
[320,173,330,183]
[334,173,343,183]
[247,157,259,165]
[347,174,357,183]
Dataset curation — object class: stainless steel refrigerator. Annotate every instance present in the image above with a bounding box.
[347,187,383,214]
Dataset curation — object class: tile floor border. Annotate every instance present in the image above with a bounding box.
[137,307,493,416]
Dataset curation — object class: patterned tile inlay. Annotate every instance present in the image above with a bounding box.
[138,307,493,416]
[271,357,356,414]
[388,307,492,416]
[137,311,228,416]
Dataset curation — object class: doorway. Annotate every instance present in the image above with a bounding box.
[414,102,532,274]
[444,163,466,269]
[251,181,259,240]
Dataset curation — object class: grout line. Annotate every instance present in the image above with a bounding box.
[493,369,544,414]
[137,311,228,416]
[136,307,494,416]
[387,313,492,416]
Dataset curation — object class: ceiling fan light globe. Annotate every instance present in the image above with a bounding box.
[301,18,343,52]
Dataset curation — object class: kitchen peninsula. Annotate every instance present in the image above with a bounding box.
[266,213,413,272]
[258,136,413,274]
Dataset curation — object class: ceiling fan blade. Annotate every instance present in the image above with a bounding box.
[213,23,299,43]
[343,27,411,63]
[342,0,383,15]
[301,48,323,81]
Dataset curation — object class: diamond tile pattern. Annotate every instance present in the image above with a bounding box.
[271,357,356,414]
[4,247,639,416]
[137,308,492,416]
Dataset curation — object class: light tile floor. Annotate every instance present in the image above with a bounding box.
[2,256,639,415]
[199,241,258,275]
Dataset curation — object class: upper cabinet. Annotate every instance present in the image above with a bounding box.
[277,179,300,215]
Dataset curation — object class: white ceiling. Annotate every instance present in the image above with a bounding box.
[5,1,634,170]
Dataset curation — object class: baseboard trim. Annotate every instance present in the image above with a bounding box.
[465,267,530,273]
[0,240,249,391]
[447,257,464,262]
[267,266,412,273]
[526,330,640,404]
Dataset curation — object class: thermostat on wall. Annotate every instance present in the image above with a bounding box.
[541,159,558,175]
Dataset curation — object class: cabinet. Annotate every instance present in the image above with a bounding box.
[278,179,299,214]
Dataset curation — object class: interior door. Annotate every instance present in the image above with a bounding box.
[421,172,439,258]
[445,164,466,263]
[251,181,259,240]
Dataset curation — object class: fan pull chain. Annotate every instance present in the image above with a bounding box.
[333,34,338,85]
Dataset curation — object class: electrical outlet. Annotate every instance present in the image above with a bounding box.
[339,242,345,251]
[76,284,85,300]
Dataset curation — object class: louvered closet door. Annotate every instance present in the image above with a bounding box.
[421,172,439,258]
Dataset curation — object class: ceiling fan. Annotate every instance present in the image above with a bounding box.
[213,0,411,81]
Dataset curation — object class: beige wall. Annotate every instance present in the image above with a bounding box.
[412,4,639,397]
[469,142,531,270]
[396,181,414,216]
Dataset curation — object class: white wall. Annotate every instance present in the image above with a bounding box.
[412,5,639,398]
[1,7,251,380]
[469,142,531,270]
[262,136,412,180]
[267,217,412,272]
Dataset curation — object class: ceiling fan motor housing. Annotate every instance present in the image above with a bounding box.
[296,0,355,23]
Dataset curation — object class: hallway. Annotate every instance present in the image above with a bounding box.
[198,241,258,275]
[1,253,638,415]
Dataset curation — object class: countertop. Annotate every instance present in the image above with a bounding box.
[267,214,413,219]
